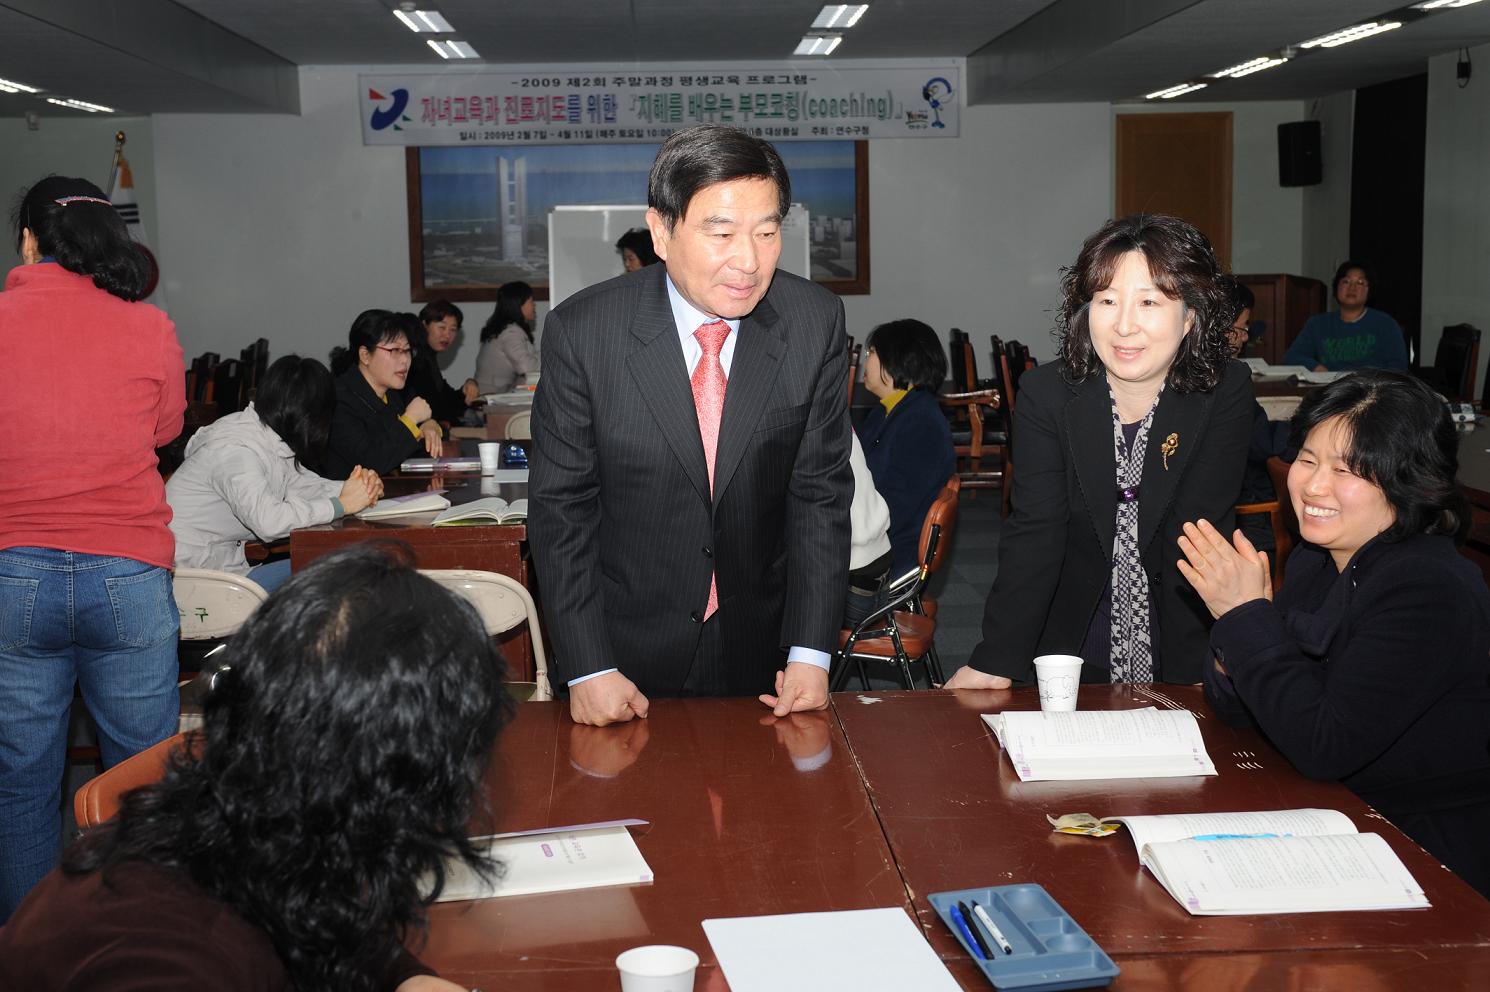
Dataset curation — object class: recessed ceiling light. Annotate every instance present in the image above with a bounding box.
[395,8,454,33]
[794,33,843,56]
[427,39,479,59]
[1414,0,1482,9]
[0,76,41,94]
[1299,21,1402,49]
[46,96,114,113]
[1217,57,1289,79]
[812,5,868,29]
[1144,82,1208,100]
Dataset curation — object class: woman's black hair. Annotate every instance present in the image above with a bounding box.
[329,308,397,374]
[1332,259,1375,306]
[615,228,659,267]
[1289,370,1468,542]
[10,175,149,301]
[1055,214,1234,394]
[866,318,948,392]
[481,281,534,343]
[64,542,514,992]
[647,124,791,230]
[254,355,336,474]
[418,299,464,328]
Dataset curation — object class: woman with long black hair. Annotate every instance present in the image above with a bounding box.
[0,176,185,920]
[166,354,383,591]
[474,280,540,394]
[0,543,516,990]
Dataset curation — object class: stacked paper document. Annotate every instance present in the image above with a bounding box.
[982,708,1217,781]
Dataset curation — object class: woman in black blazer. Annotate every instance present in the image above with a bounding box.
[1178,372,1490,897]
[946,215,1252,688]
[326,311,442,478]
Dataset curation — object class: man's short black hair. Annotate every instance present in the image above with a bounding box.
[647,125,791,231]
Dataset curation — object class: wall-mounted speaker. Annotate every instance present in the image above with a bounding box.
[1278,120,1322,187]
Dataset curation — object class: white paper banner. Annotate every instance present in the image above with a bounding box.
[360,65,959,145]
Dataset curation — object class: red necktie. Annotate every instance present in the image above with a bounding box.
[692,320,730,619]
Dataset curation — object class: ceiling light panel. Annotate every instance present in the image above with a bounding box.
[794,34,843,56]
[1298,21,1402,49]
[1227,57,1288,79]
[1414,0,1482,9]
[1145,82,1208,100]
[395,8,454,33]
[0,76,41,94]
[812,5,868,29]
[427,39,479,59]
[47,97,114,113]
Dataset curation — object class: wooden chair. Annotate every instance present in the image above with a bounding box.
[1234,456,1298,588]
[990,338,1019,518]
[832,477,960,691]
[939,333,1006,492]
[420,569,553,702]
[74,732,191,830]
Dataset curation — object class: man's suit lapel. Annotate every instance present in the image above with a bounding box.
[1067,377,1117,559]
[711,297,786,506]
[1138,387,1211,550]
[626,273,712,505]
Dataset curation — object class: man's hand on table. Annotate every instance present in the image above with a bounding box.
[942,666,1013,690]
[759,661,829,716]
[569,671,650,726]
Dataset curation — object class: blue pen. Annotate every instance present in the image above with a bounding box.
[948,903,987,960]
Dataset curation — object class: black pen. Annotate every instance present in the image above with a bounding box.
[957,900,994,959]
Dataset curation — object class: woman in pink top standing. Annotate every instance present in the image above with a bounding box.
[0,176,185,921]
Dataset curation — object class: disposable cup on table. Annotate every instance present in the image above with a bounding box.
[615,945,699,992]
[1033,654,1083,712]
[477,442,502,475]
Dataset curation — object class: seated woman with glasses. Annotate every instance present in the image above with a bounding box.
[328,310,443,477]
[167,355,383,592]
[1283,260,1408,372]
[1178,371,1490,897]
[0,543,515,990]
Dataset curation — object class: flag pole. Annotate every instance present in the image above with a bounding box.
[106,131,126,197]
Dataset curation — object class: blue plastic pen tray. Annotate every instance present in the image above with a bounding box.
[928,883,1119,991]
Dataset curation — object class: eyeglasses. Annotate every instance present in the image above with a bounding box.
[1339,278,1369,287]
[375,345,413,358]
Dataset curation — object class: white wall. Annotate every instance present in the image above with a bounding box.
[0,114,157,272]
[1422,43,1490,385]
[1300,90,1354,288]
[1110,100,1308,276]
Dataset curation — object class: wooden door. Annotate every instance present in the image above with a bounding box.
[1115,112,1233,269]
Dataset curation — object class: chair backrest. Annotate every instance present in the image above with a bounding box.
[916,476,962,576]
[211,359,245,416]
[1265,455,1298,583]
[74,732,189,829]
[1005,339,1034,392]
[947,328,977,393]
[419,569,553,701]
[846,342,861,409]
[1436,323,1481,402]
[173,569,269,640]
[504,409,532,440]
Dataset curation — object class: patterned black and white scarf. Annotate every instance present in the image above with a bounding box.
[1108,385,1163,683]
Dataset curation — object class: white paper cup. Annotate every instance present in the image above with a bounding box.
[615,945,699,992]
[477,441,502,475]
[1033,654,1083,712]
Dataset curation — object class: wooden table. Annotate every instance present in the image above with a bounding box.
[836,687,1490,978]
[416,690,1490,991]
[419,697,912,990]
[289,446,534,677]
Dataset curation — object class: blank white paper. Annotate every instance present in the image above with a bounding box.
[702,907,960,992]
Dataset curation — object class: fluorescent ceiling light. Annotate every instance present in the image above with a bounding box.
[1414,0,1481,8]
[0,76,40,94]
[1145,82,1208,100]
[427,39,479,59]
[812,4,868,29]
[794,33,843,56]
[46,96,114,113]
[1299,20,1402,49]
[1226,57,1289,79]
[395,8,453,33]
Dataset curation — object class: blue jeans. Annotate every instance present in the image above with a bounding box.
[0,547,179,921]
[247,557,292,592]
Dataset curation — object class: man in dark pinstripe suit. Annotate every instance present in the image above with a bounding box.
[530,125,852,727]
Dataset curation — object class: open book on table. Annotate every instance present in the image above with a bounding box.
[432,496,528,526]
[433,820,653,903]
[398,455,482,472]
[981,707,1216,781]
[356,490,450,519]
[1107,808,1429,915]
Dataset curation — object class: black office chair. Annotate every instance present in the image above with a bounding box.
[1419,324,1480,403]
